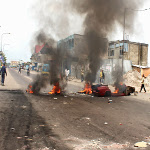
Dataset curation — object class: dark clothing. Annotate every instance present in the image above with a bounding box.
[1,74,5,84]
[81,74,84,82]
[1,66,6,74]
[19,68,21,73]
[1,66,6,84]
[27,68,30,76]
[140,84,146,92]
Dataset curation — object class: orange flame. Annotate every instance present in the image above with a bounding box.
[48,82,61,94]
[113,88,119,94]
[26,85,33,94]
[79,82,92,94]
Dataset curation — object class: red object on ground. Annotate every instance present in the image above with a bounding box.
[92,85,111,97]
[111,93,126,97]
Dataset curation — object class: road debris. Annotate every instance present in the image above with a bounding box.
[21,105,27,109]
[39,147,50,150]
[134,141,148,148]
[54,98,57,100]
[63,101,68,104]
[104,122,108,125]
[24,136,28,138]
[17,137,22,139]
[11,128,15,131]
[108,99,112,104]
[39,125,45,127]
[26,138,33,141]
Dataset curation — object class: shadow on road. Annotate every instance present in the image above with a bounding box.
[0,90,71,150]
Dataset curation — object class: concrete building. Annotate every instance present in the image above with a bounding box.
[57,34,108,78]
[108,40,148,66]
[30,44,55,71]
[10,61,19,67]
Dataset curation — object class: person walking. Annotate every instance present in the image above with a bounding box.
[1,63,7,86]
[18,66,21,73]
[100,69,105,84]
[139,74,146,93]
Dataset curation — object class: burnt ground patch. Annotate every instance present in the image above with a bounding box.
[0,90,71,150]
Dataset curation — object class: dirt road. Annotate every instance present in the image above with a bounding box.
[0,68,150,150]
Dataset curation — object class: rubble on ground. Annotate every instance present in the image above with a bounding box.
[123,70,141,87]
[123,70,150,87]
[134,141,148,148]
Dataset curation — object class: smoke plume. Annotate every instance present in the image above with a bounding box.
[71,0,144,84]
[30,0,145,93]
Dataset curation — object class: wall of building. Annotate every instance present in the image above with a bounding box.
[141,45,148,66]
[128,43,139,65]
[141,68,150,77]
[128,43,148,66]
[132,66,150,77]
[108,41,148,66]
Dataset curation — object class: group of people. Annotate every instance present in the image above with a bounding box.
[80,68,105,84]
[18,66,30,76]
[80,68,147,93]
[0,64,148,93]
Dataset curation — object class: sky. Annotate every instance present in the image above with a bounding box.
[0,0,150,66]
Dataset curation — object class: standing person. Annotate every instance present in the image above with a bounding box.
[65,69,69,81]
[100,69,105,84]
[18,66,21,73]
[27,67,30,76]
[1,63,7,86]
[139,74,146,93]
[81,68,84,82]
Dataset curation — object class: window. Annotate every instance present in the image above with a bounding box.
[109,44,114,49]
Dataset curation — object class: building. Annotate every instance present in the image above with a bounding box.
[108,40,148,66]
[57,34,108,78]
[30,44,55,71]
[10,61,19,67]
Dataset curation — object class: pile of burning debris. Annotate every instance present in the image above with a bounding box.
[78,82,135,97]
[26,81,135,97]
[26,82,62,95]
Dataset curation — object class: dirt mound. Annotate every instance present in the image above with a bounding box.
[123,70,142,87]
[123,70,150,87]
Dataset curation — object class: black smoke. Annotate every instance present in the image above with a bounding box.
[71,0,144,84]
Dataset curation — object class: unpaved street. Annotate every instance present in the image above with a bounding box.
[0,68,150,150]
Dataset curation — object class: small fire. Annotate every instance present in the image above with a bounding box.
[26,85,34,94]
[113,88,119,94]
[48,82,61,94]
[113,82,126,94]
[79,82,92,94]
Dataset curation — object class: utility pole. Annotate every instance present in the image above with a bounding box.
[122,8,126,76]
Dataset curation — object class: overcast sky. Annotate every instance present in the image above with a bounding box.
[0,0,150,66]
